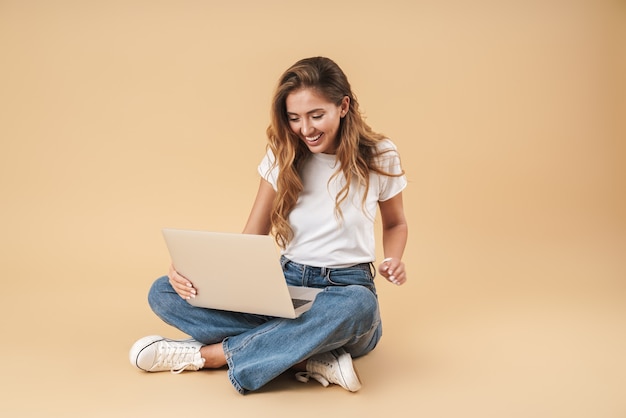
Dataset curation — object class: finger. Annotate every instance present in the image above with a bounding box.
[380,257,394,274]
[175,284,197,300]
[387,274,401,285]
[379,263,389,274]
[384,262,406,286]
[392,271,407,285]
[171,278,195,293]
[176,279,196,297]
[169,267,191,287]
[168,268,196,299]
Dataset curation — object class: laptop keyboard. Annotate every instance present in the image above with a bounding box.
[291,298,312,309]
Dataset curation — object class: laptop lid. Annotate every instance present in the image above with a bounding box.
[161,228,318,318]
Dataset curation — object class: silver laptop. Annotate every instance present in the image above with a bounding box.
[162,228,322,319]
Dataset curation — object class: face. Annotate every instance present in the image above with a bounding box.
[285,88,349,155]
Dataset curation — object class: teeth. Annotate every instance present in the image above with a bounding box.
[306,134,322,141]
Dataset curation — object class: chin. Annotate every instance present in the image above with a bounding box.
[308,145,332,154]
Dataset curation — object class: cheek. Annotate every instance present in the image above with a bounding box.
[288,122,300,134]
[325,119,341,134]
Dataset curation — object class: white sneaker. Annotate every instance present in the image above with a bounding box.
[295,348,362,392]
[130,335,205,373]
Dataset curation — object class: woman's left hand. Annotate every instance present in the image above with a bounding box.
[378,258,407,286]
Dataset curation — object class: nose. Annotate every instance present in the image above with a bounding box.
[301,120,314,136]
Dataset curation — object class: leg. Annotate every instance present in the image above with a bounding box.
[134,264,382,394]
[224,283,382,393]
[130,276,270,373]
[200,344,227,368]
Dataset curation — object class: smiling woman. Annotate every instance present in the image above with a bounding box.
[129,56,409,394]
[265,57,407,251]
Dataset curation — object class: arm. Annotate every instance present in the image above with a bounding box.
[242,178,276,235]
[378,192,408,285]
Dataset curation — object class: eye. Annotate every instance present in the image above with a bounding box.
[288,117,300,123]
[312,114,323,120]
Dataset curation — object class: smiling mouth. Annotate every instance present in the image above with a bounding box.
[305,133,323,143]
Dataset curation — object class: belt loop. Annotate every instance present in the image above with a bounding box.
[369,262,377,279]
[280,255,289,269]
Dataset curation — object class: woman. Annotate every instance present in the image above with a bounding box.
[130,56,408,394]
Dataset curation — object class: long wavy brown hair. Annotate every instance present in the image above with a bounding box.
[266,56,404,248]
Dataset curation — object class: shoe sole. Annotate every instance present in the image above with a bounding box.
[335,349,362,392]
[129,335,165,371]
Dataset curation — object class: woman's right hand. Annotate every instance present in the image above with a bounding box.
[168,263,197,300]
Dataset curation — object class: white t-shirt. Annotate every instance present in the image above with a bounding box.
[258,139,407,268]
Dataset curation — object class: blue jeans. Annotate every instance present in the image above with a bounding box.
[147,256,383,394]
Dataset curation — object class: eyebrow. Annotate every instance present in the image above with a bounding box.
[286,108,325,116]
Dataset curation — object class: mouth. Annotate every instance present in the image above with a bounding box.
[305,133,323,145]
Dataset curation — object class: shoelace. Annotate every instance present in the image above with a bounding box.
[295,371,330,387]
[151,342,204,374]
[295,354,337,387]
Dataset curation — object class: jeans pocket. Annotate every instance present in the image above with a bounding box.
[280,257,304,287]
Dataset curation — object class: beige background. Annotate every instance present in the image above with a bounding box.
[1,0,625,417]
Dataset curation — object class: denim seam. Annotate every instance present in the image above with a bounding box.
[223,338,246,394]
[224,321,286,394]
[354,318,381,340]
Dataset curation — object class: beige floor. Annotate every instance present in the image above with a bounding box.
[2,231,625,417]
[1,1,625,417]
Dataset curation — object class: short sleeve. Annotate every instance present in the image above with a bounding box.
[257,148,279,191]
[376,139,407,201]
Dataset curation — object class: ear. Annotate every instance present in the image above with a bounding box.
[340,96,350,117]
